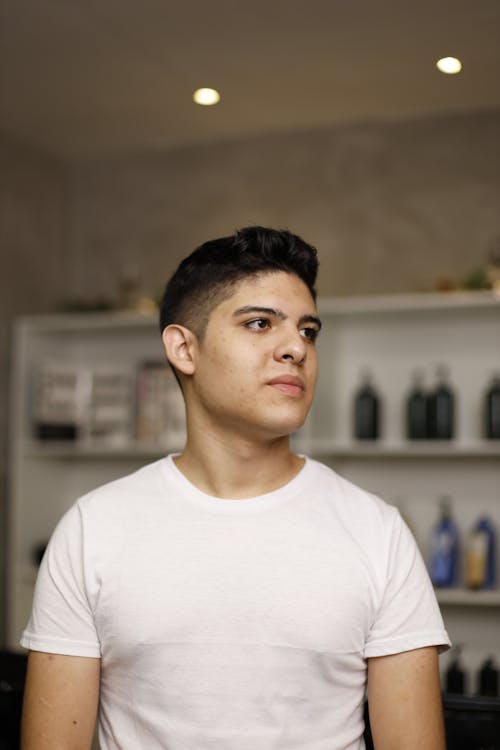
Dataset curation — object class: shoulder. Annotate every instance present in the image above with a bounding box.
[76,457,168,515]
[51,458,172,544]
[301,458,422,609]
[302,457,406,570]
[48,458,172,561]
[304,456,400,528]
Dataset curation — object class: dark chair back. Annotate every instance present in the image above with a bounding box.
[364,694,500,750]
[0,651,27,750]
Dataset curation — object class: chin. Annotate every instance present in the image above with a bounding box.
[262,413,308,438]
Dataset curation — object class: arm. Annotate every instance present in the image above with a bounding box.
[21,650,100,750]
[367,646,446,750]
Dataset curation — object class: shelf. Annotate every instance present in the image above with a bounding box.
[308,439,500,458]
[435,589,500,607]
[21,438,500,460]
[22,439,184,459]
[18,566,500,608]
[318,289,500,316]
[16,311,157,333]
[15,290,500,334]
[23,438,500,460]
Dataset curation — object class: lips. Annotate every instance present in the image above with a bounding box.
[268,375,305,397]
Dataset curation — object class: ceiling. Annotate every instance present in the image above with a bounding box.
[1,0,499,159]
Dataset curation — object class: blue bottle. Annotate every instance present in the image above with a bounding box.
[429,497,459,587]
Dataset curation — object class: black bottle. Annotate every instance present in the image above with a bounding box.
[427,365,455,440]
[485,375,500,439]
[445,650,466,694]
[354,370,380,440]
[406,370,427,439]
[477,657,499,697]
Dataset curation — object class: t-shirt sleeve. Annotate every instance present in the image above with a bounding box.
[20,500,101,658]
[364,510,451,658]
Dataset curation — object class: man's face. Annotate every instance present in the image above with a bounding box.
[187,271,321,441]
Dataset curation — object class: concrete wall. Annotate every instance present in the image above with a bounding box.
[69,109,500,302]
[0,133,71,642]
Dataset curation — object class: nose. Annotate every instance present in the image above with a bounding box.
[273,326,307,365]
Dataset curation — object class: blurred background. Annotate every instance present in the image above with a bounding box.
[1,0,500,723]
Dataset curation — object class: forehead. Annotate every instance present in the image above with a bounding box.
[216,272,316,316]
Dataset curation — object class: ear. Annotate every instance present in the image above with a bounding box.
[162,324,197,376]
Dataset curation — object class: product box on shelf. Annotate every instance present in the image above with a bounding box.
[135,360,186,446]
[32,362,87,441]
[86,368,134,445]
[32,362,136,446]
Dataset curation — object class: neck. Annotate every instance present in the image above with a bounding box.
[174,425,304,499]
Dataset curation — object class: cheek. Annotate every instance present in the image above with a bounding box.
[214,338,262,369]
[309,350,319,376]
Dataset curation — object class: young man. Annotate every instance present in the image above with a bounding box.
[21,226,450,749]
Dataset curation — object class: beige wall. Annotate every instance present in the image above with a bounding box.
[69,109,500,303]
[0,133,71,642]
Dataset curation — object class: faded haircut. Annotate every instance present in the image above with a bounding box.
[159,226,319,343]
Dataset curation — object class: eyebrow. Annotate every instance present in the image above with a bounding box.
[232,305,322,330]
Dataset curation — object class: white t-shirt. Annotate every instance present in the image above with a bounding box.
[22,456,450,750]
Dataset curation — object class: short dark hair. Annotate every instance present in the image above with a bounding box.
[159,226,319,338]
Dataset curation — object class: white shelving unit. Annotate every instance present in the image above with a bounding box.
[7,291,500,688]
[308,290,500,685]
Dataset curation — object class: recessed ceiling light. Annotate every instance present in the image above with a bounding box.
[436,57,462,75]
[193,88,220,106]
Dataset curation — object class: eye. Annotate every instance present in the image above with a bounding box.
[300,327,319,342]
[245,318,271,331]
